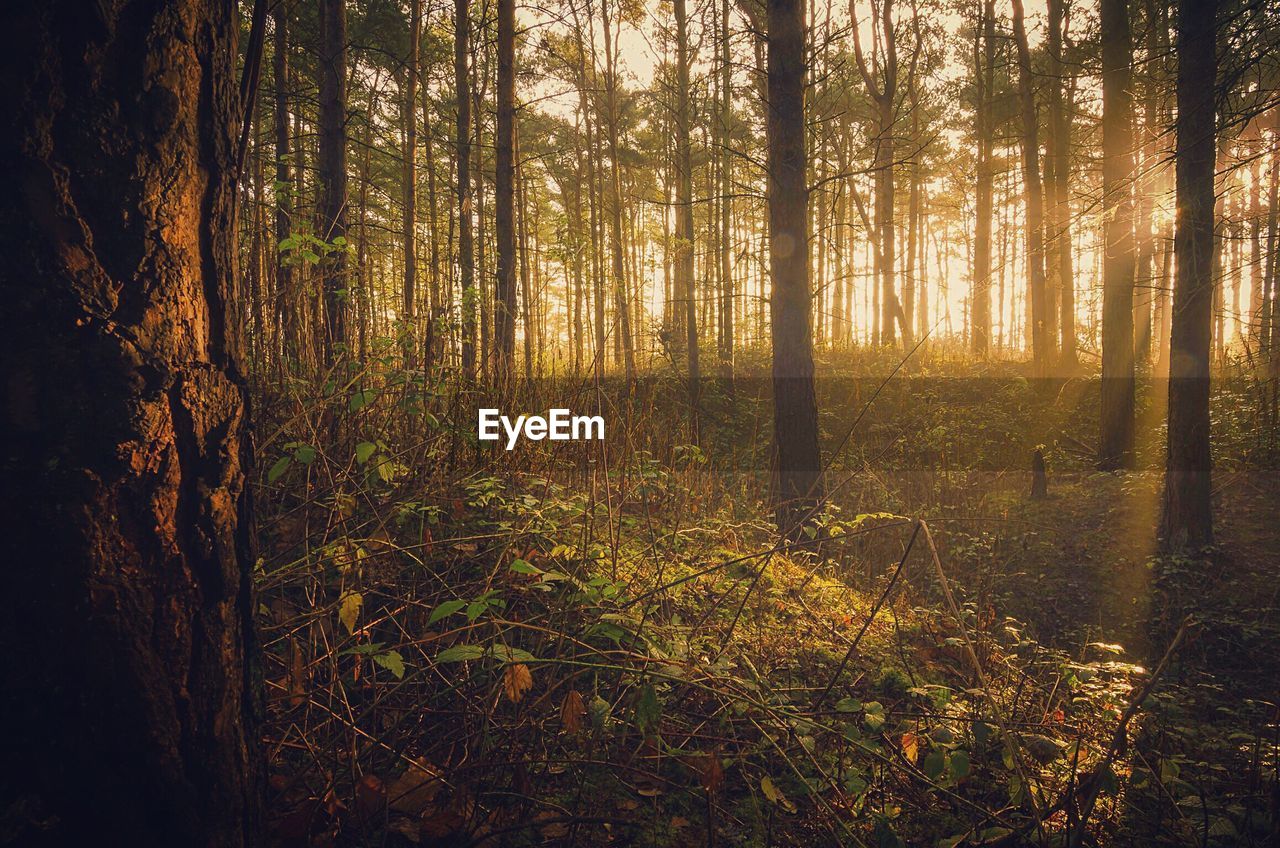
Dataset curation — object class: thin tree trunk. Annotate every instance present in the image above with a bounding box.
[971,0,995,356]
[494,0,517,378]
[1011,0,1050,373]
[456,0,475,379]
[402,0,421,363]
[676,0,699,432]
[318,0,348,366]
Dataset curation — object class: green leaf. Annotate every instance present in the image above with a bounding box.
[355,441,377,465]
[508,558,542,575]
[949,749,971,781]
[373,650,406,678]
[633,683,662,734]
[428,599,467,626]
[436,644,485,663]
[488,644,536,664]
[835,698,862,713]
[923,749,946,781]
[338,591,362,634]
[349,388,376,411]
[761,777,796,813]
[293,444,316,464]
[267,456,292,482]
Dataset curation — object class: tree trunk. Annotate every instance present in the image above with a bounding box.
[768,0,823,537]
[273,0,296,370]
[1099,0,1136,469]
[1,1,262,842]
[1160,0,1217,551]
[1011,0,1051,373]
[971,0,995,356]
[676,0,700,435]
[318,0,348,366]
[720,0,736,380]
[403,0,421,361]
[601,0,636,382]
[455,0,476,379]
[494,0,517,378]
[1047,0,1075,367]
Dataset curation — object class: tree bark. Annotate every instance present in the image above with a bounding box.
[971,0,995,356]
[768,0,824,537]
[676,0,700,435]
[1160,0,1217,551]
[1099,0,1137,469]
[1011,0,1051,373]
[455,0,476,379]
[318,0,348,366]
[1,1,262,842]
[403,0,421,361]
[494,0,517,379]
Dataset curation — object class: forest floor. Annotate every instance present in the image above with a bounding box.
[255,351,1280,848]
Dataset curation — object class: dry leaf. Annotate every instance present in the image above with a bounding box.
[503,663,533,703]
[700,751,725,794]
[288,638,307,708]
[387,758,443,814]
[560,689,586,734]
[354,774,386,821]
[901,731,920,763]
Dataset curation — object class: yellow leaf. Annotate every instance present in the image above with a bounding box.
[339,590,363,634]
[761,776,796,813]
[901,731,919,763]
[503,663,533,703]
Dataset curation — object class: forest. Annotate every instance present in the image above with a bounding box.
[2,0,1279,844]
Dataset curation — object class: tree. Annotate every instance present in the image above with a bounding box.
[675,0,700,434]
[495,0,517,377]
[403,0,422,361]
[1011,0,1052,373]
[971,0,996,356]
[1099,0,1137,469]
[318,0,348,366]
[1160,0,1217,550]
[0,0,261,842]
[767,0,824,537]
[1046,0,1076,367]
[273,0,296,368]
[456,0,477,379]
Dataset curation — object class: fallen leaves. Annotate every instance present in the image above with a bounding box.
[560,689,587,734]
[503,663,533,703]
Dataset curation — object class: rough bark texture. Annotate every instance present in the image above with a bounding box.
[1099,0,1136,469]
[273,0,296,366]
[767,0,823,537]
[1160,0,1217,551]
[0,1,262,844]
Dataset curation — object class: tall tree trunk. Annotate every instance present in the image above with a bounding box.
[971,0,995,356]
[494,0,517,378]
[273,0,296,369]
[720,0,736,380]
[1011,0,1050,373]
[676,0,700,434]
[1160,0,1217,551]
[1099,0,1137,469]
[403,0,421,362]
[1,1,262,842]
[601,0,636,382]
[455,0,476,379]
[318,0,348,367]
[768,0,823,537]
[1047,0,1075,367]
